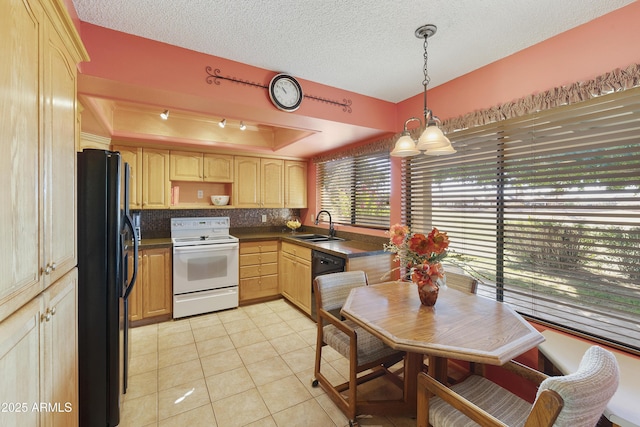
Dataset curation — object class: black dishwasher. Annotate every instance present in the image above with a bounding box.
[312,250,346,277]
[311,250,346,319]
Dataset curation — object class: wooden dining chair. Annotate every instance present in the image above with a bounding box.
[417,345,619,427]
[444,267,478,294]
[312,271,405,427]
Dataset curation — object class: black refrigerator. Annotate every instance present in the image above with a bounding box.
[77,149,139,427]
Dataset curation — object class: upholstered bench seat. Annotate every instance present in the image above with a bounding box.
[538,329,640,427]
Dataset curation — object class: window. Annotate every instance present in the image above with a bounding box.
[316,151,390,228]
[404,88,640,352]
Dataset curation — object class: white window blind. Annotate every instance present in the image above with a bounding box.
[403,88,640,352]
[317,151,390,228]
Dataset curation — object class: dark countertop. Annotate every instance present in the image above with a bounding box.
[138,238,173,250]
[231,230,388,259]
[137,229,389,259]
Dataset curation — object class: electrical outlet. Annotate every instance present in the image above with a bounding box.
[261,214,267,223]
[197,190,203,199]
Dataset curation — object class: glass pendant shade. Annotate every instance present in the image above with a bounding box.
[416,125,456,155]
[390,134,420,157]
[424,144,457,156]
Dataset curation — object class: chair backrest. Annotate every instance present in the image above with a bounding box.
[445,270,478,294]
[536,346,619,427]
[314,271,368,313]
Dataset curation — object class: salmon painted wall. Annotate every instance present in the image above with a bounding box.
[314,1,640,237]
[75,23,397,138]
[397,1,640,125]
[62,1,640,236]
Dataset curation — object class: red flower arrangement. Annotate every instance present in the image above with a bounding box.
[384,224,450,291]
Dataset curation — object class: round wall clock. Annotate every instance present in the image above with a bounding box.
[269,74,303,112]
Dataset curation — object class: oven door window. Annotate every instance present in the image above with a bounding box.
[187,254,227,281]
[173,244,239,294]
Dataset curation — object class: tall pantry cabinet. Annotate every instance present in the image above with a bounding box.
[0,0,88,425]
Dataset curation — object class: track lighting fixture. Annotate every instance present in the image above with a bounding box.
[218,118,226,128]
[160,110,169,120]
[239,121,246,131]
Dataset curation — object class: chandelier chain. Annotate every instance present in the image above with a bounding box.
[422,34,430,120]
[422,35,430,88]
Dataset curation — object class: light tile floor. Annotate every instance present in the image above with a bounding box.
[120,298,417,427]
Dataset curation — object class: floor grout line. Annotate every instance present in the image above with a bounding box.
[122,299,415,427]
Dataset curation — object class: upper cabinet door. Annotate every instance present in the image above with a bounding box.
[234,156,261,207]
[285,160,307,208]
[114,145,143,209]
[203,154,233,182]
[142,149,171,208]
[43,22,79,288]
[170,151,203,181]
[261,159,284,208]
[0,0,44,322]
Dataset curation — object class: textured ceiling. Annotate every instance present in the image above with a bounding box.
[72,0,634,103]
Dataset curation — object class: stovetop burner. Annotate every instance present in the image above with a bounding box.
[170,217,238,247]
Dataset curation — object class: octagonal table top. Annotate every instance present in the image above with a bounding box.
[341,281,544,365]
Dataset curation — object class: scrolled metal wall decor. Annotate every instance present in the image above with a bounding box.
[205,66,352,113]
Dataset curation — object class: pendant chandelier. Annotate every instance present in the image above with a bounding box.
[391,24,456,157]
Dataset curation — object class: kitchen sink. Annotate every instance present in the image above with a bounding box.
[291,234,345,243]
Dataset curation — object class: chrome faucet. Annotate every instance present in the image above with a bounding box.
[314,210,335,238]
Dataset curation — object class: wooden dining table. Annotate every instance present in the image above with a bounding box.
[340,280,545,415]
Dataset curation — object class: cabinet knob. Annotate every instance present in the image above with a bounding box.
[43,262,58,275]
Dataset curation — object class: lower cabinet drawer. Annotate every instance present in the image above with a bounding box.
[240,275,279,300]
[240,252,278,266]
[240,262,278,279]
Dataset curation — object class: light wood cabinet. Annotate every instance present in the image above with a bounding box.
[114,145,143,209]
[142,248,172,318]
[170,151,204,181]
[1,0,86,322]
[261,158,284,208]
[284,160,308,208]
[170,151,234,183]
[234,156,261,207]
[128,253,143,322]
[204,153,234,182]
[0,295,41,426]
[1,0,44,322]
[1,0,86,424]
[129,248,172,324]
[0,268,78,427]
[41,268,78,427]
[44,18,79,291]
[280,242,312,315]
[142,148,171,208]
[239,241,279,303]
[234,156,285,208]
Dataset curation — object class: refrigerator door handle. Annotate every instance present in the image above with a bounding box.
[123,214,139,300]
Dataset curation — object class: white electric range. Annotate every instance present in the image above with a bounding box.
[171,217,239,318]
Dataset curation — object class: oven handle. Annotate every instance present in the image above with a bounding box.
[173,242,239,254]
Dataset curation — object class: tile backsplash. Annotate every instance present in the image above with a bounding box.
[134,208,300,239]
